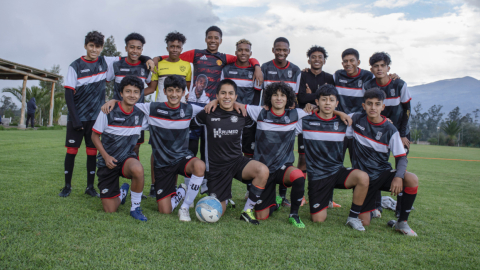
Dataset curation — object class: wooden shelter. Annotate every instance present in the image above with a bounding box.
[0,58,63,128]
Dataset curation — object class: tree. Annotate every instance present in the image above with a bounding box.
[100,35,122,99]
[441,120,461,146]
[473,109,480,125]
[0,96,18,118]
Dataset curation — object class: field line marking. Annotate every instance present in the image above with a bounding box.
[406,157,480,162]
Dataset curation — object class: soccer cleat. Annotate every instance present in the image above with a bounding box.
[328,201,342,208]
[228,199,236,209]
[240,209,259,225]
[281,197,291,207]
[393,220,417,236]
[85,186,100,197]
[178,207,191,222]
[387,219,396,228]
[275,196,283,211]
[371,209,382,218]
[149,184,155,198]
[120,183,130,205]
[130,207,147,222]
[300,196,307,206]
[288,215,305,229]
[59,186,72,197]
[346,217,366,231]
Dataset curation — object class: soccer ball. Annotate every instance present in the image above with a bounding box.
[195,196,223,223]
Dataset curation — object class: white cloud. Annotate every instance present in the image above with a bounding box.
[373,0,419,8]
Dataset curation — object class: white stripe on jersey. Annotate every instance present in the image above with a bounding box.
[336,86,364,97]
[303,130,346,142]
[149,116,191,130]
[77,71,107,88]
[389,131,407,157]
[257,121,298,132]
[353,131,388,153]
[384,97,401,106]
[104,125,142,136]
[400,83,411,103]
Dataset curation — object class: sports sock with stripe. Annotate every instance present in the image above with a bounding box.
[181,174,203,209]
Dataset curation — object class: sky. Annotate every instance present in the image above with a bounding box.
[1,0,479,105]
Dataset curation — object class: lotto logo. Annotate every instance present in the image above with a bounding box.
[257,200,262,204]
[300,145,304,149]
[313,203,320,208]
[101,189,108,194]
[64,171,68,174]
[90,171,95,174]
[157,189,163,195]
[68,140,75,143]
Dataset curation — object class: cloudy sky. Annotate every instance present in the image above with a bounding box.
[1,0,479,104]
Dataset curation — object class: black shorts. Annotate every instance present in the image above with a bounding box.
[308,167,356,214]
[255,163,294,212]
[297,134,305,155]
[361,170,397,214]
[242,123,256,156]
[206,156,251,202]
[154,156,197,201]
[97,156,137,199]
[65,120,95,148]
[137,130,145,145]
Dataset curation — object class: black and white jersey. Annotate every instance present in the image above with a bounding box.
[362,78,412,135]
[296,113,348,180]
[220,63,261,105]
[346,113,406,180]
[92,102,147,168]
[261,60,302,94]
[65,56,119,121]
[135,102,203,168]
[194,108,254,171]
[246,105,309,172]
[333,68,375,114]
[111,58,152,103]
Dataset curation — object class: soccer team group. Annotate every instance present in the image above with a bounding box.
[59,25,419,236]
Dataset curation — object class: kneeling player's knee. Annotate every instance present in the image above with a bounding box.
[311,214,327,223]
[357,171,369,187]
[404,173,418,187]
[130,164,144,177]
[193,160,205,176]
[257,165,269,184]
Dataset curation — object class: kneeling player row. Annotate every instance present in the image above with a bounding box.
[93,75,418,236]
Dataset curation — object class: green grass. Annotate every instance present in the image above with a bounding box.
[0,130,479,269]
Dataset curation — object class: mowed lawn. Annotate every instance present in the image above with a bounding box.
[0,129,479,269]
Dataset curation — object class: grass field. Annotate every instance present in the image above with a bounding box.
[1,129,479,269]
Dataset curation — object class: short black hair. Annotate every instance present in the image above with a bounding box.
[307,45,328,59]
[119,75,144,93]
[315,84,338,100]
[264,82,296,109]
[274,37,290,47]
[341,48,359,60]
[165,31,187,44]
[206,26,222,38]
[164,75,187,91]
[216,79,237,95]
[84,31,104,46]
[364,87,385,102]
[125,32,145,45]
[369,52,391,66]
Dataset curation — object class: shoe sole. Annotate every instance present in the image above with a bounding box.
[240,215,259,225]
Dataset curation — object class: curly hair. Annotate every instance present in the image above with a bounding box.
[119,75,144,93]
[341,48,359,60]
[216,79,237,95]
[369,52,391,66]
[125,32,145,45]
[307,45,328,59]
[315,84,338,100]
[165,31,186,44]
[84,31,104,46]
[206,26,222,37]
[364,87,385,102]
[263,82,296,109]
[164,75,187,91]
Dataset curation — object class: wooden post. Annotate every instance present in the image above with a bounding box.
[18,75,28,128]
[48,82,55,127]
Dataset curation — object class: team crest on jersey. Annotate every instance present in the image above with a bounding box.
[180,66,186,72]
[99,66,102,72]
[358,80,362,87]
[375,131,383,140]
[248,71,253,79]
[141,69,145,76]
[216,60,223,66]
[390,89,396,96]
[334,122,339,130]
[284,116,290,124]
[180,109,185,118]
[251,142,255,150]
[287,70,292,78]
[230,116,238,123]
[135,116,139,125]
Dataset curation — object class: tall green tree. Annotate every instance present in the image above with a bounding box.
[441,120,461,146]
[100,35,122,99]
[0,96,18,118]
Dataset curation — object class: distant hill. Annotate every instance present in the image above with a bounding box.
[409,76,480,117]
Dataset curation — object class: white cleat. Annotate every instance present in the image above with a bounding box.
[178,207,191,222]
[394,220,417,237]
[371,209,382,218]
[346,217,366,231]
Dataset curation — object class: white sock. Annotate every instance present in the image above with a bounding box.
[171,186,186,212]
[130,191,142,211]
[244,198,257,211]
[200,178,208,194]
[184,177,190,187]
[181,174,203,209]
[120,188,127,201]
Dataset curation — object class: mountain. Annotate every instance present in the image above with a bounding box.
[409,76,480,117]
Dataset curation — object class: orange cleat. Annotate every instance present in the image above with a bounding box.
[329,201,342,208]
[300,196,308,206]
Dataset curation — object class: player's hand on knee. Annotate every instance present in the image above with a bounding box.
[390,177,403,196]
[105,156,118,169]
